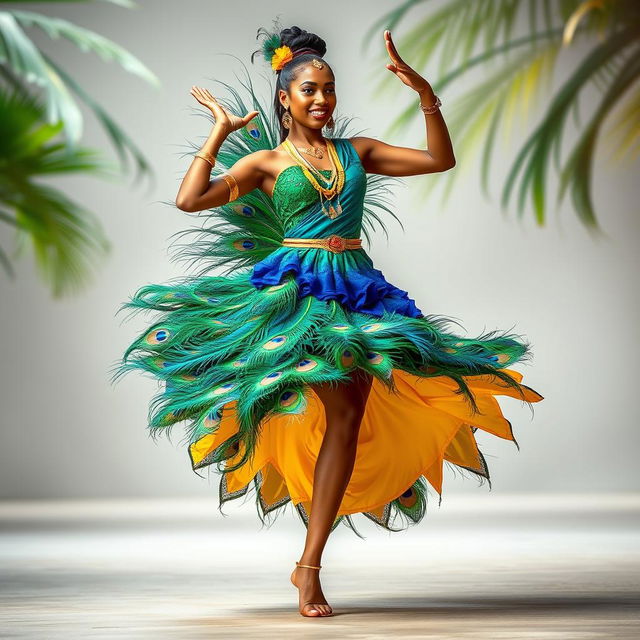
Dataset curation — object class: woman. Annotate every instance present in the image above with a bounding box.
[114,25,543,618]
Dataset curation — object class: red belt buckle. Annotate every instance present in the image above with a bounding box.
[326,234,347,253]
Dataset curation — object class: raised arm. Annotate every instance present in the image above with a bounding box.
[350,30,455,177]
[175,86,264,213]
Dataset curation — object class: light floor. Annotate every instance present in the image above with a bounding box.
[1,493,639,639]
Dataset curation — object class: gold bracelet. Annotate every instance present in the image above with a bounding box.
[194,150,216,167]
[220,172,239,202]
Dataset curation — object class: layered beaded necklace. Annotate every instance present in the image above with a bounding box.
[282,138,345,219]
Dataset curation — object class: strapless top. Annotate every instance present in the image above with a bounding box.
[249,138,423,318]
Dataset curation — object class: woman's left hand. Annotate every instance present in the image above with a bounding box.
[384,29,432,94]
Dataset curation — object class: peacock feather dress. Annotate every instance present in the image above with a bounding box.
[112,73,543,538]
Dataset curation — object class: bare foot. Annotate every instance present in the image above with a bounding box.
[290,565,333,617]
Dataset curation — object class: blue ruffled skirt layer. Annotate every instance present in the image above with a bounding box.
[250,247,424,318]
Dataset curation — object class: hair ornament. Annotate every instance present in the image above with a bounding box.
[258,29,323,74]
[271,44,294,71]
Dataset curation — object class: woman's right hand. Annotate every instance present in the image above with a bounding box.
[190,85,259,134]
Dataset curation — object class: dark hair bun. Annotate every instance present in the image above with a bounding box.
[279,26,326,57]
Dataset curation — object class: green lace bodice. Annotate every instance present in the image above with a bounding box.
[272,165,333,229]
[267,138,368,238]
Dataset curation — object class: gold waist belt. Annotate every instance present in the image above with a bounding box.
[281,234,362,254]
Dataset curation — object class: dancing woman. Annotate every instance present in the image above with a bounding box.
[116,24,543,619]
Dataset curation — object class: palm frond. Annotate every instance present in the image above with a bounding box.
[0,7,159,148]
[603,82,640,164]
[10,182,112,297]
[0,11,83,144]
[42,53,154,183]
[9,9,159,86]
[365,0,640,229]
[501,25,640,229]
[0,86,116,296]
[557,43,640,230]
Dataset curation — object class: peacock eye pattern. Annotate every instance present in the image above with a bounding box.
[113,133,543,536]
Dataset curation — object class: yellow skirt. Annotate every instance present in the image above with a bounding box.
[189,367,543,529]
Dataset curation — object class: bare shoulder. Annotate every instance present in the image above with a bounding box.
[345,136,376,163]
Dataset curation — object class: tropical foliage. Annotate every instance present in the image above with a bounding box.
[364,0,640,232]
[0,0,159,297]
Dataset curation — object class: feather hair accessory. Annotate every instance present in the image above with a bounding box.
[259,29,319,73]
[259,31,290,71]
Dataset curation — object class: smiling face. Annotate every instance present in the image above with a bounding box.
[279,63,336,130]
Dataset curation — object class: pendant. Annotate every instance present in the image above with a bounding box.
[298,146,324,159]
[321,192,342,220]
[325,202,340,219]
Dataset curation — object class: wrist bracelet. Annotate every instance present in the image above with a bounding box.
[418,94,442,115]
[195,150,216,167]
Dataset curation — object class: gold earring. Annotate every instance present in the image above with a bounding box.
[325,115,335,130]
[282,108,292,130]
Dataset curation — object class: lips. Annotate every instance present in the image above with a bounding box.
[309,109,328,119]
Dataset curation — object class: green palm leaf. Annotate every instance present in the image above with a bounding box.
[557,44,640,231]
[0,11,83,144]
[0,0,160,296]
[43,53,154,182]
[9,8,159,86]
[501,24,639,230]
[0,6,159,152]
[0,86,117,296]
[364,0,640,229]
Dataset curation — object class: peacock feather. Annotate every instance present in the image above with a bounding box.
[166,59,404,281]
[111,57,542,538]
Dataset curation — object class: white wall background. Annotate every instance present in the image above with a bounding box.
[1,0,638,499]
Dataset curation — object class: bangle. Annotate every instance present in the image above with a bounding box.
[220,172,239,202]
[418,94,441,115]
[194,150,216,167]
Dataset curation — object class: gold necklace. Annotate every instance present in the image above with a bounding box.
[285,138,326,158]
[284,139,341,191]
[283,139,345,219]
[297,145,326,159]
[284,138,331,177]
[282,139,345,219]
[289,143,336,187]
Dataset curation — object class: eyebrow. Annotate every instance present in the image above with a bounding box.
[298,80,335,87]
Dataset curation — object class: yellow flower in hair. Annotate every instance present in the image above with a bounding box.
[271,45,294,71]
